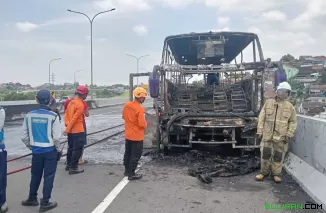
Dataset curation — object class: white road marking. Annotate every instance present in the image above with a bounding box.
[90,178,129,213]
[91,160,145,213]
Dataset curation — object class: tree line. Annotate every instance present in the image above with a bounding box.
[0,89,125,101]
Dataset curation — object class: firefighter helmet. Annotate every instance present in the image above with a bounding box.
[133,87,147,98]
[277,82,292,91]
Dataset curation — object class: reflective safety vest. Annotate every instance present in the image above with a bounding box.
[0,106,5,149]
[0,128,3,143]
[22,109,59,153]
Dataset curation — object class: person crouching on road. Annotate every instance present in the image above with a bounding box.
[0,106,8,213]
[255,82,297,183]
[21,90,63,212]
[64,85,89,175]
[64,94,89,166]
[122,87,148,180]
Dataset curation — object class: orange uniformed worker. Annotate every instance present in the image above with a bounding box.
[64,85,89,175]
[122,87,147,180]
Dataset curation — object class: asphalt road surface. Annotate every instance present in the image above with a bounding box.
[5,100,324,213]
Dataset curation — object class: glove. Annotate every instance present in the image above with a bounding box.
[57,151,63,161]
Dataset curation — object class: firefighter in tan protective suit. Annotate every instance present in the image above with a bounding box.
[255,82,297,183]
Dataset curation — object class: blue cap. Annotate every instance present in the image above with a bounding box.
[36,90,51,105]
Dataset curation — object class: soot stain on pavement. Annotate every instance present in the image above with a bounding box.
[270,171,326,213]
[144,149,325,212]
[145,149,260,184]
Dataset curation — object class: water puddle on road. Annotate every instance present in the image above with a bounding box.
[144,148,260,184]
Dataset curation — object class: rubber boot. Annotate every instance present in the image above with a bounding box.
[21,198,39,206]
[128,174,142,180]
[255,174,265,181]
[273,176,281,183]
[39,200,57,212]
[0,202,8,213]
[69,168,84,175]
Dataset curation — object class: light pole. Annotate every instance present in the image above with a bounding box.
[49,58,61,90]
[67,8,116,98]
[126,54,150,85]
[74,70,82,89]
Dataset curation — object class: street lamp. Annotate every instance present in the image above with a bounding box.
[49,58,61,90]
[74,70,82,89]
[67,8,116,99]
[126,54,150,85]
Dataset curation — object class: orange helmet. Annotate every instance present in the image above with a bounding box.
[133,87,147,98]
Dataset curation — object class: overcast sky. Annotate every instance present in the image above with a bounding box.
[1,0,325,86]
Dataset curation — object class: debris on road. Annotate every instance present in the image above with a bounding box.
[145,149,260,184]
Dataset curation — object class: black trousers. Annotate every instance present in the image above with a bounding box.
[123,139,143,176]
[29,149,58,204]
[66,133,86,169]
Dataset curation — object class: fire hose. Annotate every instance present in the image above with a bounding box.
[7,124,124,163]
[7,128,124,176]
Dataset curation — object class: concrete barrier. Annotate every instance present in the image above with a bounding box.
[284,115,326,207]
[2,97,129,121]
[93,98,127,108]
[85,100,96,110]
[2,104,39,121]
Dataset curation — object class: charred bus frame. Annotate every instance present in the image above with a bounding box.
[130,31,267,153]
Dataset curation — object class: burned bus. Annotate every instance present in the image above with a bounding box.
[146,31,267,154]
